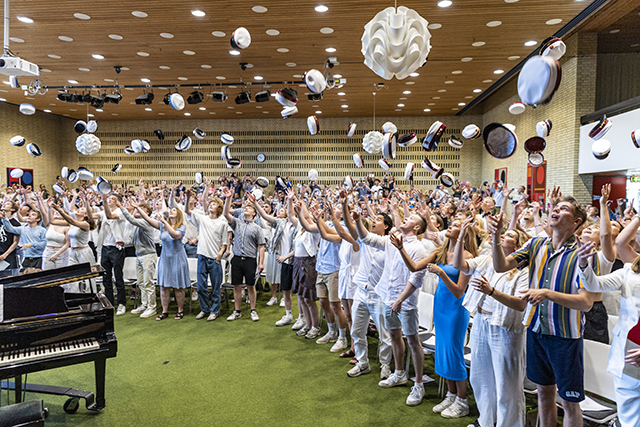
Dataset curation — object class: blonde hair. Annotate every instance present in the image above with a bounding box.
[433,222,478,265]
[504,228,529,280]
[362,217,372,232]
[632,256,640,274]
[170,208,184,230]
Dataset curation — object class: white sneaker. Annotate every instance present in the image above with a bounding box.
[207,313,218,321]
[380,363,392,380]
[441,397,469,419]
[250,310,259,321]
[291,317,306,330]
[116,304,126,316]
[316,330,338,344]
[275,313,294,326]
[227,311,242,321]
[279,298,285,307]
[140,307,156,318]
[131,305,146,315]
[296,326,310,336]
[347,362,371,378]
[266,297,278,306]
[191,288,198,301]
[378,371,408,388]
[433,394,457,414]
[305,327,321,339]
[330,337,348,353]
[195,311,207,320]
[406,383,425,406]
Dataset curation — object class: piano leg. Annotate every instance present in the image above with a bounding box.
[14,375,22,403]
[92,358,106,411]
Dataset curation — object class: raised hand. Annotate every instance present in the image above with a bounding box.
[486,213,503,235]
[221,186,232,199]
[513,198,527,219]
[470,276,492,295]
[600,183,611,207]
[459,216,474,239]
[247,192,256,204]
[576,236,597,268]
[390,231,403,249]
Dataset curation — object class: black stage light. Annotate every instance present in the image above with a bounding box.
[69,93,82,103]
[105,93,122,104]
[81,93,92,103]
[211,91,227,102]
[57,92,72,102]
[136,92,155,105]
[91,94,106,109]
[235,91,251,105]
[255,89,271,103]
[308,92,323,101]
[187,91,204,104]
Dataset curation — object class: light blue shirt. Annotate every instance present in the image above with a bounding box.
[315,221,341,275]
[1,218,46,258]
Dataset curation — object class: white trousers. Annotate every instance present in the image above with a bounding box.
[469,313,526,427]
[42,247,69,271]
[136,253,158,310]
[614,372,640,427]
[351,287,392,366]
[66,247,97,292]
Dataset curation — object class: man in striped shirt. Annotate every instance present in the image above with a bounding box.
[489,196,596,427]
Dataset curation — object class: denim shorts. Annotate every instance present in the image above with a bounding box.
[383,304,419,336]
[526,329,584,402]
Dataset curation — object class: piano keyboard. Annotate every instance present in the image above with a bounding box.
[0,338,100,366]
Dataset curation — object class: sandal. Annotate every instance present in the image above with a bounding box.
[340,349,355,358]
[349,357,358,365]
[174,311,184,320]
[156,312,169,321]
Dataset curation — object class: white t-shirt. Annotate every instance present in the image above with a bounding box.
[190,211,230,260]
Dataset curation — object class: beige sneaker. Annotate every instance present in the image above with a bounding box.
[433,394,456,414]
[441,397,469,418]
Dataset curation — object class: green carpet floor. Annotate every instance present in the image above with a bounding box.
[2,290,486,427]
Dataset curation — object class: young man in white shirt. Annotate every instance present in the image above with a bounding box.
[101,193,128,315]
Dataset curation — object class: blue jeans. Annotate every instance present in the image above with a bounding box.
[197,255,223,314]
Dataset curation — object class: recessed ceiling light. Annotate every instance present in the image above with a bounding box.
[452,108,459,111]
[262,111,269,114]
[438,89,447,93]
[505,0,519,2]
[397,103,405,107]
[465,96,473,99]
[69,109,77,111]
[191,9,206,17]
[245,63,254,68]
[111,113,117,116]
[483,79,493,83]
[461,57,473,62]
[9,37,24,43]
[473,88,482,93]
[78,67,90,72]
[108,34,123,40]
[137,52,150,56]
[524,40,537,46]
[325,47,336,52]
[432,96,441,99]
[546,18,562,25]
[95,109,103,112]
[229,50,240,56]
[58,36,73,42]
[183,50,196,55]
[337,92,346,96]
[252,6,268,13]
[41,69,51,72]
[73,13,90,20]
[43,109,51,112]
[184,112,191,116]
[212,31,226,37]
[406,81,415,85]
[508,55,520,60]
[87,113,94,117]
[68,79,78,84]
[341,104,348,108]
[160,33,174,39]
[315,5,329,12]
[48,54,61,59]
[486,21,502,27]
[395,109,402,112]
[342,110,349,113]
[141,78,151,83]
[92,54,104,60]
[201,64,212,69]
[320,27,334,34]
[178,77,188,81]
[104,79,113,82]
[423,108,431,112]
[403,90,411,94]
[227,106,235,109]
[254,76,263,80]
[494,69,504,74]
[438,0,452,7]
[451,70,462,74]
[17,16,33,23]
[235,111,243,115]
[2,81,10,85]
[286,62,297,67]
[428,23,442,29]
[131,11,148,18]
[159,65,171,70]
[610,29,620,34]
[472,41,485,47]
[409,72,419,77]
[145,108,152,111]
[445,80,454,84]
[458,102,466,106]
[277,48,289,53]
[266,29,280,36]
[428,103,435,105]
[216,76,226,80]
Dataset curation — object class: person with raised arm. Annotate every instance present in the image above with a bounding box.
[577,213,640,427]
[186,189,229,322]
[221,186,265,322]
[0,201,21,269]
[391,219,477,418]
[134,202,190,320]
[100,193,128,315]
[39,195,70,271]
[453,217,529,427]
[488,194,595,427]
[355,207,428,407]
[0,203,46,269]
[342,191,394,380]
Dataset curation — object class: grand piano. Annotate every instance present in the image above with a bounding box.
[0,263,117,414]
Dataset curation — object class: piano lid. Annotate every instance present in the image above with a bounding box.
[0,263,102,289]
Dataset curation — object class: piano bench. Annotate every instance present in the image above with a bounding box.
[0,400,48,427]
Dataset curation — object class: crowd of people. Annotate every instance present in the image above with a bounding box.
[1,171,639,427]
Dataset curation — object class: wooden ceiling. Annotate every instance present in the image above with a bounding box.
[0,0,612,121]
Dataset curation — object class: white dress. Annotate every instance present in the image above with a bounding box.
[338,239,360,300]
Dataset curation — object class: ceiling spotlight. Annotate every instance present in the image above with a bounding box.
[229,50,241,56]
[438,0,453,7]
[255,89,271,102]
[235,90,251,104]
[105,92,122,104]
[211,91,228,102]
[187,90,204,104]
[91,94,106,109]
[524,40,537,47]
[191,9,206,17]
[81,93,93,103]
[315,5,328,12]
[135,91,155,105]
[57,92,72,102]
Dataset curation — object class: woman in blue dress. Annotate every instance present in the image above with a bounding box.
[392,219,478,419]
[132,203,191,320]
